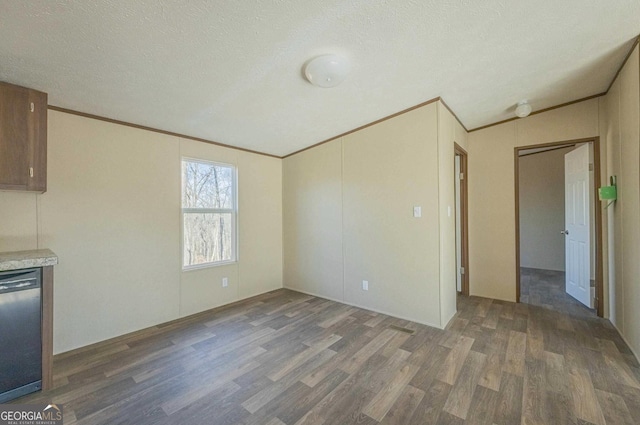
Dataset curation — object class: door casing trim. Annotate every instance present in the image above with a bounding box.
[514,137,604,317]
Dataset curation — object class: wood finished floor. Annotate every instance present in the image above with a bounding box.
[15,288,640,425]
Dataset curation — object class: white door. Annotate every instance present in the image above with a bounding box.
[564,144,591,307]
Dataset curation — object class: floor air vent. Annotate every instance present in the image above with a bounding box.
[388,325,415,334]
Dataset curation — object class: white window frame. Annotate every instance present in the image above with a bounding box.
[181,157,238,270]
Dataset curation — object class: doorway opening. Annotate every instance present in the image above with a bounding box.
[454,143,469,297]
[514,138,603,318]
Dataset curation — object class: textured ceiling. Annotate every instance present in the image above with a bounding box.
[0,1,638,156]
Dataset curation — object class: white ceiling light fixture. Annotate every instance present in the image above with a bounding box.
[515,100,532,118]
[304,54,350,88]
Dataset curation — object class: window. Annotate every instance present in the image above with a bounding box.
[182,158,237,268]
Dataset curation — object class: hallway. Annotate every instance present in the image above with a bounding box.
[519,267,596,319]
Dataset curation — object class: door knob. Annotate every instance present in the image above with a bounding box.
[561,230,569,235]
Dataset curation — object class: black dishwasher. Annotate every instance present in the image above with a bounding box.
[0,268,42,403]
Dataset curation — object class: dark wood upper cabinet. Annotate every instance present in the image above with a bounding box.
[0,82,47,193]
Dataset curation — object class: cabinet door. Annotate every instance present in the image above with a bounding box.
[26,90,47,192]
[0,83,30,190]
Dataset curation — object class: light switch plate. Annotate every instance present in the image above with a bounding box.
[413,206,422,218]
[222,277,228,287]
[362,280,369,291]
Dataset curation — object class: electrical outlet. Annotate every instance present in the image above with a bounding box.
[222,277,228,288]
[362,280,369,291]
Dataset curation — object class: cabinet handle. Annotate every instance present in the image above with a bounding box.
[30,102,34,112]
[29,167,34,178]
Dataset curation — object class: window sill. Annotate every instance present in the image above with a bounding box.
[182,260,237,272]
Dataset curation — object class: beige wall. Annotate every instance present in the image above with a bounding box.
[342,105,441,326]
[600,45,640,357]
[468,98,601,302]
[282,141,344,301]
[0,110,283,354]
[437,103,468,326]
[0,192,37,252]
[282,101,469,328]
[284,102,463,328]
[518,147,573,271]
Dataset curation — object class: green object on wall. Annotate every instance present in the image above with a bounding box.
[599,185,617,201]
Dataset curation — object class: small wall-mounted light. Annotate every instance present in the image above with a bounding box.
[515,101,532,118]
[304,54,350,88]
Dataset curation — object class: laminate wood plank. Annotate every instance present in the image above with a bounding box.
[162,361,256,415]
[297,354,387,424]
[526,327,545,360]
[595,389,636,425]
[567,364,606,425]
[104,343,198,378]
[79,346,260,419]
[442,350,487,419]
[597,338,640,389]
[364,313,386,328]
[493,372,523,425]
[544,351,568,394]
[500,303,514,320]
[503,330,527,377]
[242,349,336,414]
[322,387,378,425]
[362,363,420,421]
[361,348,411,393]
[241,381,314,425]
[557,314,575,332]
[264,295,314,316]
[521,358,548,425]
[293,413,325,425]
[474,298,493,318]
[277,369,348,425]
[440,330,465,348]
[544,389,577,425]
[400,326,443,353]
[618,384,640,424]
[436,335,475,385]
[339,328,397,374]
[410,345,451,391]
[481,303,502,329]
[436,410,466,425]
[564,345,592,371]
[379,384,425,425]
[318,306,357,328]
[267,334,341,381]
[408,380,452,424]
[463,384,498,425]
[299,331,371,387]
[313,319,363,352]
[477,351,502,392]
[301,318,357,348]
[465,322,494,354]
[381,332,411,357]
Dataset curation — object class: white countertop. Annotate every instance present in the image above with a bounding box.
[0,249,58,271]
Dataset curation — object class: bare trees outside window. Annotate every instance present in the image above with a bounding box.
[182,159,236,268]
